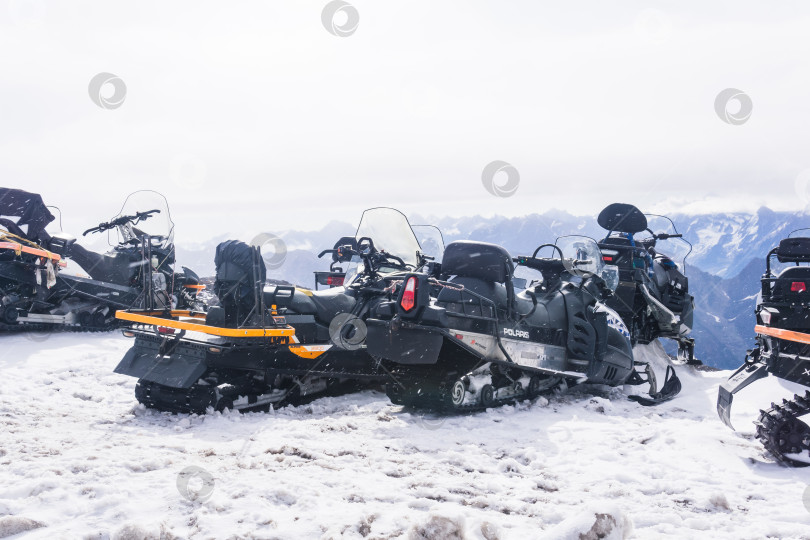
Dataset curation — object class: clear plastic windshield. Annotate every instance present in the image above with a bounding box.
[412,224,445,263]
[643,214,691,271]
[556,235,604,277]
[109,190,174,249]
[354,207,421,267]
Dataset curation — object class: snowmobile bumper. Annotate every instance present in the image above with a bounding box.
[717,360,769,430]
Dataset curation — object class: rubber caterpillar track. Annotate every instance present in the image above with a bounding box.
[755,391,810,467]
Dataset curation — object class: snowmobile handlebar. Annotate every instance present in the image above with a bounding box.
[82,209,161,236]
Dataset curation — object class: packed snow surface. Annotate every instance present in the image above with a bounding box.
[1,335,809,539]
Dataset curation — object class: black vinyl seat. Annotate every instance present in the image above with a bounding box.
[267,285,356,324]
[437,241,513,313]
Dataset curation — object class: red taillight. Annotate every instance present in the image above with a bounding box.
[327,275,344,286]
[791,281,806,293]
[157,326,176,334]
[401,276,417,312]
[603,256,613,262]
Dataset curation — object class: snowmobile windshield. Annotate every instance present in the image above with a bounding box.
[643,214,692,272]
[555,235,604,277]
[354,207,421,268]
[412,224,445,263]
[110,190,174,249]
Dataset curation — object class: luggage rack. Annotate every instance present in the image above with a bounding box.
[115,309,295,338]
[0,239,67,267]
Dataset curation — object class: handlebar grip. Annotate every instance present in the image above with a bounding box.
[318,249,334,258]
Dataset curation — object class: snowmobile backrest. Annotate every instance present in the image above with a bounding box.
[776,237,810,263]
[597,203,648,234]
[214,240,266,325]
[441,241,513,284]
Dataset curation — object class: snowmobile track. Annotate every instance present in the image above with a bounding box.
[755,390,810,467]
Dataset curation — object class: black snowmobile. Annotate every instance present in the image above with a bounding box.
[0,189,204,331]
[597,203,697,363]
[718,234,810,466]
[365,235,682,410]
[112,207,443,414]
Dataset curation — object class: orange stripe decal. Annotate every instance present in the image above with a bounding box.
[755,324,810,345]
[288,344,332,359]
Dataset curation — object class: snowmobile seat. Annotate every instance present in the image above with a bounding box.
[272,286,356,325]
[437,241,513,313]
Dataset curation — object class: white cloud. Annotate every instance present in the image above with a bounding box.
[2,1,809,239]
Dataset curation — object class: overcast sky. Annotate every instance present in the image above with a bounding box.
[2,1,810,242]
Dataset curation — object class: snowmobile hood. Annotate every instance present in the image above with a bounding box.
[598,203,647,235]
[0,188,55,241]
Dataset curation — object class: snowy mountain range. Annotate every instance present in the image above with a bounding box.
[174,207,807,370]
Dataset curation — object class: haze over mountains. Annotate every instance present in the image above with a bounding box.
[175,206,807,369]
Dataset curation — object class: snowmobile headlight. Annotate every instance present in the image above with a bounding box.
[122,330,136,338]
[601,265,620,291]
[208,346,223,354]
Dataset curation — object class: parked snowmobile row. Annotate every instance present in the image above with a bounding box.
[0,188,205,332]
[110,207,684,414]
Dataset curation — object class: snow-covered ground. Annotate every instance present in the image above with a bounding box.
[1,334,809,539]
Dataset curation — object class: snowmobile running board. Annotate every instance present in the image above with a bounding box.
[0,240,67,267]
[115,310,295,338]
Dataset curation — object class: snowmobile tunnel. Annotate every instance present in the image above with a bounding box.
[597,203,648,234]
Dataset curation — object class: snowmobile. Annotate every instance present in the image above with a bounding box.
[596,203,697,363]
[0,189,204,332]
[364,235,683,410]
[717,234,810,466]
[112,207,443,414]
